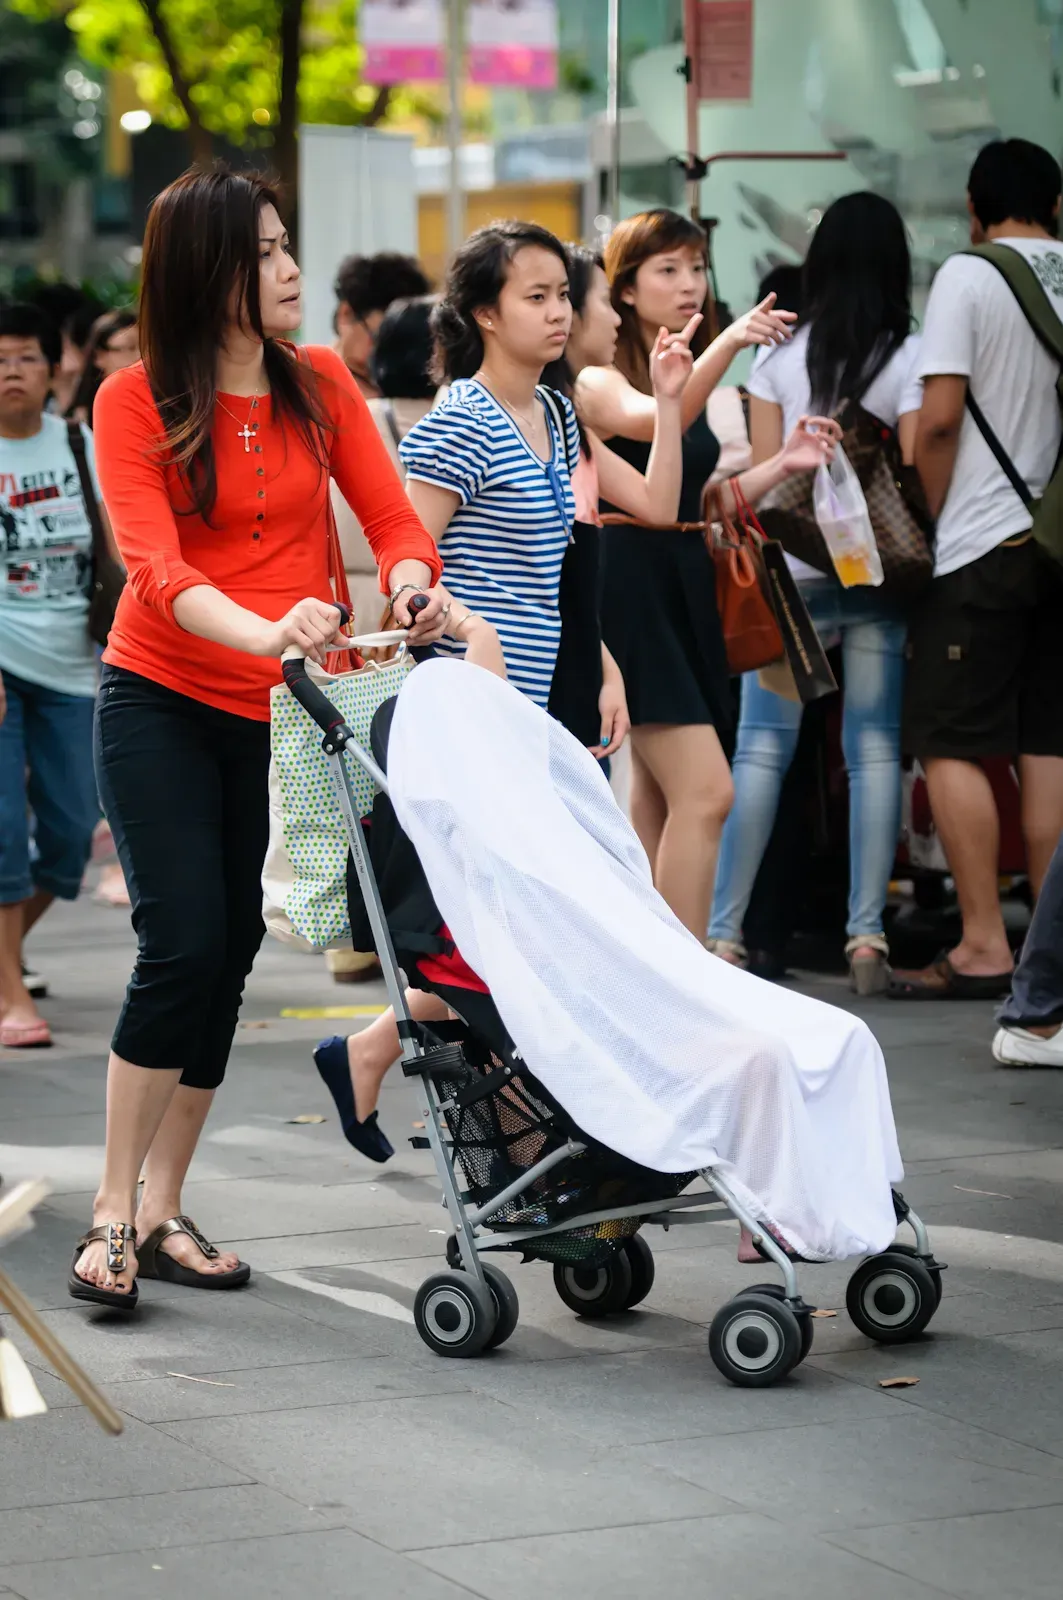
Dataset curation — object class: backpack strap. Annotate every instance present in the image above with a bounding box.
[962,243,1063,365]
[65,420,108,566]
[958,244,1063,513]
[537,385,575,475]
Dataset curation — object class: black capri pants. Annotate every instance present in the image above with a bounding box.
[95,664,271,1091]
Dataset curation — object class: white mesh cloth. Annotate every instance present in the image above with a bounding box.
[388,659,903,1262]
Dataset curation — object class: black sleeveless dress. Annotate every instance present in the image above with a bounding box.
[600,410,732,731]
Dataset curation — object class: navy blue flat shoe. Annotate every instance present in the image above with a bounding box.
[313,1036,394,1162]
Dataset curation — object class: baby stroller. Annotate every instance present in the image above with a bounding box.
[282,644,945,1388]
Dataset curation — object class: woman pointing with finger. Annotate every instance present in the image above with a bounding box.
[69,165,444,1310]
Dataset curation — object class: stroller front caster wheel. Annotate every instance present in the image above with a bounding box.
[481,1263,519,1350]
[846,1250,940,1344]
[709,1292,803,1387]
[734,1283,813,1363]
[620,1235,655,1308]
[414,1271,496,1357]
[553,1250,634,1318]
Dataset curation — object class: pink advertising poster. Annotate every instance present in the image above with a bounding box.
[467,0,559,90]
[361,0,445,84]
[692,0,753,102]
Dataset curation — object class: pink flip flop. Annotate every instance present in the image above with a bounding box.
[0,1018,53,1049]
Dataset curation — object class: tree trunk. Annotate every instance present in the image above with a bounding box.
[275,0,306,255]
[141,0,213,167]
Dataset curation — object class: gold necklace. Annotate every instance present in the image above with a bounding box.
[481,379,541,433]
[216,392,261,452]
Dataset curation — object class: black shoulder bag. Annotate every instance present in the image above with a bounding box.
[67,421,125,647]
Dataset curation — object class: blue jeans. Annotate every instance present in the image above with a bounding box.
[710,581,907,944]
[0,669,98,905]
[998,833,1063,1029]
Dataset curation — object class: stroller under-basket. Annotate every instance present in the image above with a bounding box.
[282,642,946,1388]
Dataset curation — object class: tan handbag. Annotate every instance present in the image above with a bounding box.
[704,483,784,675]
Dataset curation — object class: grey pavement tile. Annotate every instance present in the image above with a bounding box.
[0,1529,480,1600]
[251,1256,706,1361]
[414,1512,955,1600]
[168,1174,428,1239]
[811,1329,1063,1459]
[624,1411,1063,1533]
[828,1504,1063,1600]
[109,1355,471,1423]
[463,1344,896,1445]
[0,1485,340,1567]
[2,1282,394,1386]
[216,1222,455,1273]
[161,1390,733,1549]
[0,1409,251,1512]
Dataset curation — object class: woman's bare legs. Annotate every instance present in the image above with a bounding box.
[73,1053,182,1295]
[630,723,734,937]
[347,989,454,1121]
[135,1085,240,1274]
[629,741,668,868]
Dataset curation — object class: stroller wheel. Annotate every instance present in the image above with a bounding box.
[846,1250,940,1344]
[414,1271,496,1357]
[734,1283,813,1363]
[878,1242,945,1309]
[709,1292,803,1387]
[620,1235,655,1309]
[553,1251,634,1318]
[481,1263,520,1349]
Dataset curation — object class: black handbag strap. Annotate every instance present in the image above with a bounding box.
[380,399,404,452]
[537,385,575,475]
[66,420,109,562]
[964,391,1035,512]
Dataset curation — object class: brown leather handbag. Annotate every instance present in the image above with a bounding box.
[704,482,784,674]
[757,403,934,596]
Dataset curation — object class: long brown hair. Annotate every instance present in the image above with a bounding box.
[603,209,715,394]
[139,164,332,519]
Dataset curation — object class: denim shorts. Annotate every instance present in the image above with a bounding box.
[0,668,98,904]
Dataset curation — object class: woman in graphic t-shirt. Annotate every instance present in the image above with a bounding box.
[708,192,924,994]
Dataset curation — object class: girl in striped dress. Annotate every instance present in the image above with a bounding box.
[313,220,697,1161]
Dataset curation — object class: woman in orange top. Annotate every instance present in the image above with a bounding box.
[69,166,444,1311]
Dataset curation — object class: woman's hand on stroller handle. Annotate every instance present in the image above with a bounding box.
[391,585,448,644]
[259,597,349,665]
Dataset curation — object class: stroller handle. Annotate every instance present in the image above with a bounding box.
[280,593,431,736]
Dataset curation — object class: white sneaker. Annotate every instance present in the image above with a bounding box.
[992,1024,1063,1068]
[21,966,47,1000]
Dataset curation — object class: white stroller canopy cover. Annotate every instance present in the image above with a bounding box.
[388,659,903,1261]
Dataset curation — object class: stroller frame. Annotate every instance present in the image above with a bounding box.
[283,651,945,1385]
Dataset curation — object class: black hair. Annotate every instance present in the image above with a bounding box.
[66,300,105,350]
[0,300,62,369]
[801,191,912,414]
[541,244,603,455]
[968,138,1061,236]
[334,252,431,321]
[431,219,570,384]
[22,281,98,335]
[67,308,138,425]
[756,262,804,318]
[369,295,436,400]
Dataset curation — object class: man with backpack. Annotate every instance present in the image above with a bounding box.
[892,139,1063,1000]
[0,302,104,1047]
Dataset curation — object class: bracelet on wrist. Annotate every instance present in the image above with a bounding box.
[388,582,422,607]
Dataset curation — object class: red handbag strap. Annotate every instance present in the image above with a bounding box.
[325,489,362,674]
[730,476,769,543]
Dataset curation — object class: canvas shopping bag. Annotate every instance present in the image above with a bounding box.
[264,646,415,950]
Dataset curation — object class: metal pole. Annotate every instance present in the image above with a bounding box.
[605,0,621,228]
[446,0,465,260]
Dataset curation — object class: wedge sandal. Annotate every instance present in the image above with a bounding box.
[68,1222,139,1311]
[137,1215,251,1289]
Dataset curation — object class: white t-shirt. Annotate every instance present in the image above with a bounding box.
[0,414,100,697]
[748,326,924,579]
[918,237,1063,577]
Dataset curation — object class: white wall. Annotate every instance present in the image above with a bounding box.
[299,125,419,345]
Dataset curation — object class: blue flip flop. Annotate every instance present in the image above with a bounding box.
[313,1035,395,1163]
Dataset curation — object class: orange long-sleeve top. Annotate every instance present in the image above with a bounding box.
[93,344,442,720]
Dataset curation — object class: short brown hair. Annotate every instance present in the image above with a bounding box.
[603,209,714,393]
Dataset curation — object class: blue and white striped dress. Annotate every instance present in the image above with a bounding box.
[399,378,578,707]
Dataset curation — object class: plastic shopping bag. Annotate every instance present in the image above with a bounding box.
[813,446,884,587]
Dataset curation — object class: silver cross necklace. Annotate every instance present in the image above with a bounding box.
[217,392,261,452]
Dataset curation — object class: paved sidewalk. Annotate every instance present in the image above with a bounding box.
[3,884,1063,1599]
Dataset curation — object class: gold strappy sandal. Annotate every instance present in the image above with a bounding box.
[68,1222,138,1312]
